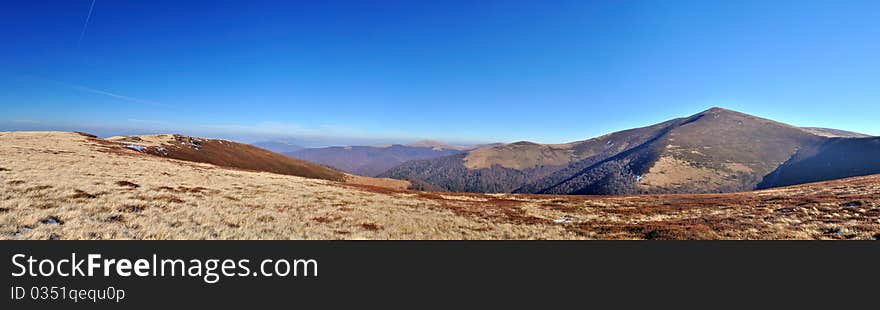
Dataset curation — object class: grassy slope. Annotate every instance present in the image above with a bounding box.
[385,108,844,195]
[2,131,880,240]
[204,109,880,197]
[110,134,348,182]
[540,108,827,194]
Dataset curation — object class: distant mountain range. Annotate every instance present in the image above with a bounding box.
[380,107,877,194]
[285,141,499,177]
[250,141,304,153]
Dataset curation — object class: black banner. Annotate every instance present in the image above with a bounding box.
[2,241,877,308]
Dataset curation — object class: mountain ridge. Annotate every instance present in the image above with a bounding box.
[286,140,501,177]
[382,107,877,195]
[105,134,409,190]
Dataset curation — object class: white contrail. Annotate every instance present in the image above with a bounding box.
[77,0,97,47]
[17,75,169,108]
[63,83,167,107]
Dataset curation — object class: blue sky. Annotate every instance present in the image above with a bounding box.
[1,0,879,146]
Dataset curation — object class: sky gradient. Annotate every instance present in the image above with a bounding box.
[2,0,879,146]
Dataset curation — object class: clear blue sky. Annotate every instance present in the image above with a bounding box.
[1,0,878,145]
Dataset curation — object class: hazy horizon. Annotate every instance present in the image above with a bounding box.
[0,105,872,147]
[3,0,880,145]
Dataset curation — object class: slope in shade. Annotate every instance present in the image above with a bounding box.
[287,144,464,177]
[380,153,563,193]
[758,137,880,189]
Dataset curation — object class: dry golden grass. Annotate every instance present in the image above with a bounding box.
[639,155,752,190]
[1,131,879,240]
[107,133,410,190]
[463,142,573,170]
[343,174,409,191]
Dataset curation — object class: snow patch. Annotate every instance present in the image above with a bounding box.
[14,227,31,237]
[553,215,579,224]
[41,217,61,225]
[125,144,146,152]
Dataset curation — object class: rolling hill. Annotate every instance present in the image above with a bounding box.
[2,131,879,240]
[286,141,495,177]
[107,134,347,181]
[105,134,408,189]
[382,107,878,195]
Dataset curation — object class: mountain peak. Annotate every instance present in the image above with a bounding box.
[510,141,540,146]
[701,107,740,114]
[690,107,766,123]
[705,106,729,111]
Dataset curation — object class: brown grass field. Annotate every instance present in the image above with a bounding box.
[1,131,879,240]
